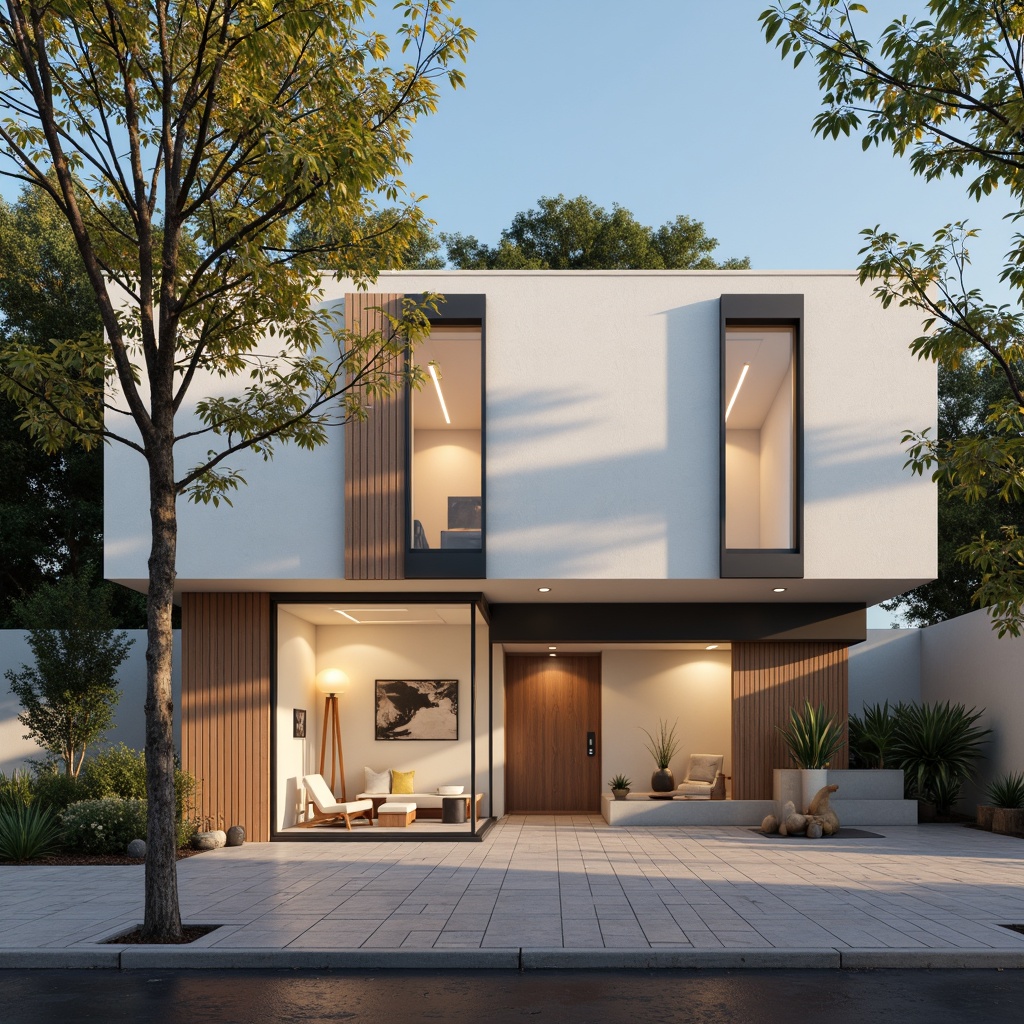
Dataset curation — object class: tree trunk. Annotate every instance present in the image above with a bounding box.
[141,436,182,941]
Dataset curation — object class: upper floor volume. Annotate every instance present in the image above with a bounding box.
[104,271,937,607]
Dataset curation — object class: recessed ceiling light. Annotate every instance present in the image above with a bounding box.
[538,587,551,593]
[428,363,451,424]
[773,587,787,593]
[549,653,556,657]
[706,644,719,650]
[725,362,750,421]
[548,645,557,650]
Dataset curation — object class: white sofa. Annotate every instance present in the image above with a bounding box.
[357,792,484,819]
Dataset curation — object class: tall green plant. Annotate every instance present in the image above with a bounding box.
[848,702,899,769]
[987,772,1024,809]
[892,701,990,815]
[778,701,845,770]
[0,803,63,861]
[640,719,680,770]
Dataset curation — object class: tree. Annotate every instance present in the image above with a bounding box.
[883,362,1024,625]
[761,0,1024,635]
[442,194,750,270]
[0,0,472,939]
[0,187,146,628]
[5,569,133,777]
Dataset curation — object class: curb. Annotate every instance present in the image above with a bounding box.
[5,945,1024,970]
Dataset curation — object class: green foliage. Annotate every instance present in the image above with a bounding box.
[608,774,632,790]
[0,769,33,811]
[848,701,899,769]
[640,719,681,770]
[59,798,148,855]
[778,701,845,770]
[29,766,84,812]
[443,194,749,271]
[883,363,1024,626]
[5,570,132,776]
[760,1,1024,636]
[987,771,1024,809]
[0,803,63,862]
[892,701,990,815]
[80,744,198,828]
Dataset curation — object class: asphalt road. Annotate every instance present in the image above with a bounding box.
[0,969,1021,1024]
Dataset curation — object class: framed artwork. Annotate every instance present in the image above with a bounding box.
[375,679,458,740]
[293,708,307,738]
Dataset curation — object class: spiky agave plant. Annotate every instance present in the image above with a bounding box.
[778,701,845,770]
[848,701,899,769]
[0,803,63,862]
[893,701,990,815]
[986,772,1024,809]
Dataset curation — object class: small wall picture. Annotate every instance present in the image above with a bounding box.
[375,679,458,740]
[293,708,307,738]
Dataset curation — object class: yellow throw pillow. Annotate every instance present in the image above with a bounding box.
[391,769,415,795]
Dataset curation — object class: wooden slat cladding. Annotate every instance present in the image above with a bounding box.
[505,654,602,813]
[181,593,271,841]
[344,292,406,580]
[731,642,849,800]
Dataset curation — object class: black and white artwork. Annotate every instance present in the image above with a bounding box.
[293,708,306,738]
[375,679,458,740]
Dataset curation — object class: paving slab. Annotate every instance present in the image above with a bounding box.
[4,816,1024,968]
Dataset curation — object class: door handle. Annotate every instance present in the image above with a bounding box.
[587,732,596,757]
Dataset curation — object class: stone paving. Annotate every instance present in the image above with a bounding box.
[4,815,1024,968]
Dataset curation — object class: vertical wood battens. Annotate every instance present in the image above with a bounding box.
[344,292,405,580]
[181,593,271,842]
[731,642,849,800]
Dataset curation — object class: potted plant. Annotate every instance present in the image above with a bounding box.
[641,719,680,792]
[777,701,845,811]
[987,771,1024,834]
[608,774,632,800]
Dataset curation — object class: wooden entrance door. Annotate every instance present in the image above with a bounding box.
[505,654,602,812]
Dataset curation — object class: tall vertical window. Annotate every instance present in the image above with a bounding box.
[406,293,485,579]
[721,295,802,578]
[411,325,482,550]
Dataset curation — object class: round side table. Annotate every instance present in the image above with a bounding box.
[442,796,467,824]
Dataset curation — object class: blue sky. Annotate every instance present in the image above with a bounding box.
[402,0,1016,627]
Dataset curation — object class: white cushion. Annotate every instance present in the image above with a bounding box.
[363,766,391,794]
[303,775,372,814]
[685,754,724,784]
[676,780,714,795]
[378,802,416,813]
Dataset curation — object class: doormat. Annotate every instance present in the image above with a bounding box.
[747,827,884,840]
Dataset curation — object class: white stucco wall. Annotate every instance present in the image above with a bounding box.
[0,628,181,775]
[917,609,1024,811]
[275,610,318,829]
[601,648,733,794]
[105,271,935,586]
[847,629,923,712]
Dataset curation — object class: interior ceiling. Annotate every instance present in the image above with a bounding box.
[283,603,476,626]
[725,328,792,430]
[413,326,481,430]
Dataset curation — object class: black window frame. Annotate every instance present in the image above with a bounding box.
[404,294,486,580]
[720,294,804,579]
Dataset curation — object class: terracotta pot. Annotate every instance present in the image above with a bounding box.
[651,768,675,792]
[977,805,995,831]
[612,788,630,801]
[993,807,1024,835]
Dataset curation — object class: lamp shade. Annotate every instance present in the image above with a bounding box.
[316,668,349,695]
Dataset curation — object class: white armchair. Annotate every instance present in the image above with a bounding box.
[674,754,726,800]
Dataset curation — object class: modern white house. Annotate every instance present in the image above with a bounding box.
[103,270,936,841]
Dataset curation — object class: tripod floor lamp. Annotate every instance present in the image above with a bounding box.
[316,668,350,800]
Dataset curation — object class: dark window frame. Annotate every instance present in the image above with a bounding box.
[404,294,486,580]
[720,294,804,579]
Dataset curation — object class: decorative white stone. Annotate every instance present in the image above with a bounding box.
[192,829,227,850]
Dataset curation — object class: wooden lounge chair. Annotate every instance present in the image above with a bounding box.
[299,773,373,830]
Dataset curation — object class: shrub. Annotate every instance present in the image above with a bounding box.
[848,702,899,770]
[0,803,63,862]
[778,701,845,769]
[987,772,1024,809]
[59,798,147,855]
[640,719,680,770]
[0,769,33,810]
[892,701,990,815]
[30,767,83,812]
[80,744,146,800]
